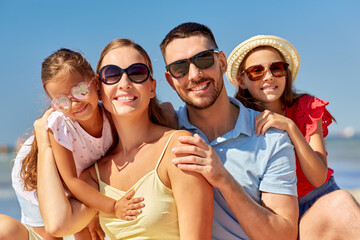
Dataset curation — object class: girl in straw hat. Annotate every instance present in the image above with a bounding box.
[226,35,360,239]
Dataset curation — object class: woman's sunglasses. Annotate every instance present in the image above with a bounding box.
[243,62,289,81]
[99,63,151,85]
[51,78,94,113]
[166,48,219,79]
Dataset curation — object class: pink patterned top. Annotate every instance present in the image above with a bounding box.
[47,105,113,176]
[286,94,334,198]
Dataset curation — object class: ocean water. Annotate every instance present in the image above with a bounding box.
[0,139,359,221]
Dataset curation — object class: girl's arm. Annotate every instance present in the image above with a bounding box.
[255,110,328,187]
[48,132,117,215]
[164,131,213,240]
[49,126,144,219]
[35,110,97,236]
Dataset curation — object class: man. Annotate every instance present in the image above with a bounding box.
[160,22,298,240]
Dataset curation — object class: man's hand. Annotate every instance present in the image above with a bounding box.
[171,133,228,188]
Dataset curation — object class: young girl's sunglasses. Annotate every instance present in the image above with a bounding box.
[166,48,219,79]
[99,63,151,85]
[51,78,94,113]
[243,62,289,81]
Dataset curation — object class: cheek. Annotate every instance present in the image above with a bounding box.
[99,85,114,104]
[245,81,261,95]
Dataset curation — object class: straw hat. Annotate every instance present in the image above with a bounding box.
[226,35,300,87]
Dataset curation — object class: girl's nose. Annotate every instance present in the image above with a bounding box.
[262,68,274,81]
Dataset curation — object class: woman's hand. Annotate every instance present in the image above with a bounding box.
[254,110,294,136]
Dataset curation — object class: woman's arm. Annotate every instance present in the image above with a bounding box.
[255,111,328,187]
[164,131,213,240]
[35,110,97,236]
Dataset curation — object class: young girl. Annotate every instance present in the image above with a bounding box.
[36,38,213,239]
[3,48,144,240]
[226,35,360,239]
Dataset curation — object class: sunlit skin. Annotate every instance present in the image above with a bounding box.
[164,35,226,110]
[45,71,101,129]
[238,47,286,114]
[99,47,156,119]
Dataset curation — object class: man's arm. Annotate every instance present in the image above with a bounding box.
[172,134,298,240]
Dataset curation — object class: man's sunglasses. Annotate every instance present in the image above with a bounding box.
[99,63,151,85]
[51,78,94,113]
[166,48,220,78]
[243,61,289,81]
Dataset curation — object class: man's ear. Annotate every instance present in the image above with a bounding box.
[165,71,176,90]
[218,51,228,75]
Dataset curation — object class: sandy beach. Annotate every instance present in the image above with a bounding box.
[348,188,360,204]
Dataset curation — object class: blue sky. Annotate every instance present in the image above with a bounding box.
[1,0,359,146]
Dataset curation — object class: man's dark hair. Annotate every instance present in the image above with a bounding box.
[160,22,218,59]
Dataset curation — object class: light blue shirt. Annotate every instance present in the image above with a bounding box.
[177,97,297,240]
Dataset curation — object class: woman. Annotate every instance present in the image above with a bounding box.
[37,39,213,240]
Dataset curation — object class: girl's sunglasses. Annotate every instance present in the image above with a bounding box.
[243,62,289,81]
[51,78,94,113]
[166,48,219,79]
[99,63,151,85]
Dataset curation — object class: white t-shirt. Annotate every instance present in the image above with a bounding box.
[11,135,39,205]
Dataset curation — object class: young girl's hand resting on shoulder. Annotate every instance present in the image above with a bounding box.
[254,110,296,136]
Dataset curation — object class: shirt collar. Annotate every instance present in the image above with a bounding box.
[177,97,254,144]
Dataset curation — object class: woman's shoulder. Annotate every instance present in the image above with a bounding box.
[161,129,192,146]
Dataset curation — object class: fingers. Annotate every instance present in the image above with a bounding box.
[172,155,207,166]
[171,145,207,158]
[124,189,136,200]
[177,134,209,149]
[42,108,55,119]
[255,110,272,136]
[174,163,204,174]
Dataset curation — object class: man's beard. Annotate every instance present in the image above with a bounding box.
[175,76,224,110]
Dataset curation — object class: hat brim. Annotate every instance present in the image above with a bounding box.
[226,35,300,87]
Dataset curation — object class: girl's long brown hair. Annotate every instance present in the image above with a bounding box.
[20,48,95,190]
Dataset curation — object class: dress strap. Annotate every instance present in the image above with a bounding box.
[154,131,178,170]
[94,162,101,182]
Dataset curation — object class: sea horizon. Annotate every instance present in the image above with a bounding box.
[1,138,360,222]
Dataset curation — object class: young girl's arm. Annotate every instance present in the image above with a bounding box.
[36,110,97,236]
[254,110,328,187]
[49,130,144,219]
[164,131,213,240]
